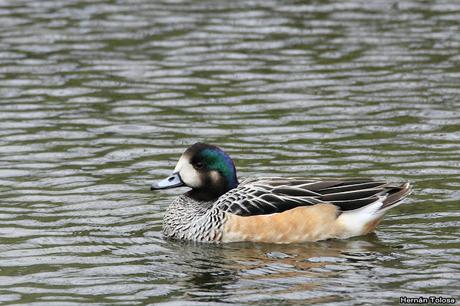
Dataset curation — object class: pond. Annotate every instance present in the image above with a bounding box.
[0,0,459,304]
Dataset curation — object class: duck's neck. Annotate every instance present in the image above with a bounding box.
[187,179,238,202]
[187,189,220,202]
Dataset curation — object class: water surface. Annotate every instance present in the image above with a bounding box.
[1,0,459,304]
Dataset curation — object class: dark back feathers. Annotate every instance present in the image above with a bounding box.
[216,177,408,216]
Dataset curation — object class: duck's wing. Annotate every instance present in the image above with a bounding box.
[215,177,408,216]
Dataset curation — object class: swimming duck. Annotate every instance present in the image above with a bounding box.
[151,143,411,243]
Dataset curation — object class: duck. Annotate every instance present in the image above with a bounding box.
[151,142,411,243]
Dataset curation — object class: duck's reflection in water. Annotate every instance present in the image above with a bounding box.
[161,234,393,302]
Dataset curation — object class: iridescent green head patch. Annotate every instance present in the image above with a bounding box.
[198,147,238,190]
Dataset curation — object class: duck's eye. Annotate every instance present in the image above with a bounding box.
[194,161,204,169]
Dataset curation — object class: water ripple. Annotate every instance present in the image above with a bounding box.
[0,0,459,304]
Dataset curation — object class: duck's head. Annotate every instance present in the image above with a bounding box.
[151,143,239,201]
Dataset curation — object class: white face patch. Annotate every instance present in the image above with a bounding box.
[174,155,202,188]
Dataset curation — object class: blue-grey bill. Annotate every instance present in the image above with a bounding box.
[151,173,184,190]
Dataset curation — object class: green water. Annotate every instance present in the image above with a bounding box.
[1,0,459,305]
